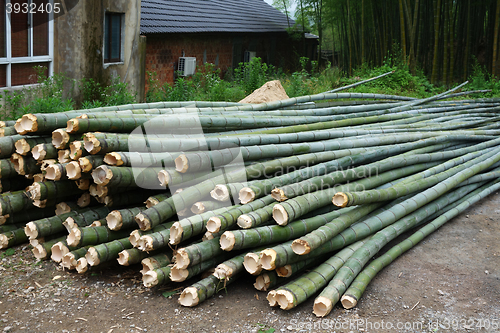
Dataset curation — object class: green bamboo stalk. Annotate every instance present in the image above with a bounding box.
[15,136,52,155]
[0,177,32,193]
[0,223,25,233]
[145,193,172,208]
[170,253,233,283]
[178,275,221,307]
[67,226,132,248]
[32,235,67,260]
[341,179,500,309]
[117,248,150,266]
[140,251,173,273]
[335,145,500,207]
[254,271,282,292]
[0,159,17,179]
[79,155,105,173]
[107,207,147,231]
[311,179,490,317]
[143,265,172,288]
[32,143,58,161]
[86,237,132,266]
[60,246,92,270]
[174,237,223,269]
[170,204,239,245]
[0,190,34,216]
[129,222,172,248]
[206,195,276,233]
[269,240,366,310]
[62,206,111,230]
[0,227,28,249]
[10,153,40,175]
[102,190,158,207]
[135,221,177,251]
[27,180,82,201]
[0,135,25,158]
[92,165,163,189]
[103,151,180,168]
[0,206,58,225]
[0,126,17,137]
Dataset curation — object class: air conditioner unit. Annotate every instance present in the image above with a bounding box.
[178,57,196,76]
[244,51,256,63]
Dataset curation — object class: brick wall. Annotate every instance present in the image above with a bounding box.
[144,32,315,91]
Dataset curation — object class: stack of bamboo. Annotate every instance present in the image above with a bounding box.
[1,75,500,316]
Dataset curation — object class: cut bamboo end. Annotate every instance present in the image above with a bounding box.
[260,249,277,271]
[103,196,114,207]
[179,287,199,307]
[86,247,100,266]
[77,192,91,207]
[33,199,48,208]
[90,220,102,227]
[135,213,151,231]
[69,141,84,160]
[276,265,292,278]
[145,196,160,208]
[271,188,287,202]
[214,264,233,280]
[66,162,82,180]
[237,214,253,229]
[40,159,56,172]
[332,192,349,208]
[52,129,69,149]
[138,235,153,252]
[93,184,108,198]
[24,222,38,239]
[55,202,72,215]
[341,294,358,309]
[10,153,24,175]
[33,174,45,183]
[117,250,130,266]
[66,119,79,133]
[174,249,190,269]
[177,208,189,217]
[14,119,26,135]
[45,164,63,181]
[140,258,154,274]
[27,182,41,200]
[30,238,40,247]
[92,165,113,186]
[291,239,311,255]
[169,222,183,245]
[243,252,262,275]
[32,244,48,260]
[15,139,31,155]
[61,253,77,270]
[32,144,46,161]
[67,228,81,248]
[276,290,295,310]
[272,205,289,226]
[174,155,189,173]
[142,271,159,288]
[210,185,230,202]
[21,113,38,133]
[63,217,76,232]
[79,157,93,173]
[103,152,123,166]
[190,202,206,214]
[0,216,7,225]
[129,230,142,248]
[238,187,255,204]
[313,296,333,317]
[219,232,235,251]
[174,188,183,195]
[76,257,88,274]
[58,150,71,164]
[254,273,272,291]
[157,170,170,187]
[206,216,221,233]
[75,179,90,191]
[170,267,189,282]
[83,134,101,154]
[0,234,8,249]
[202,231,215,241]
[266,290,279,307]
[106,211,123,230]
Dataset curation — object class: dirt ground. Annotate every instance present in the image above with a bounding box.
[0,192,499,333]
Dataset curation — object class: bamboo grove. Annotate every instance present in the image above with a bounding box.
[0,75,499,316]
[282,0,500,83]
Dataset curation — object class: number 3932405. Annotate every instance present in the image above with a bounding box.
[6,2,61,14]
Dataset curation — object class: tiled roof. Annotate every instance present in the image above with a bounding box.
[140,0,295,34]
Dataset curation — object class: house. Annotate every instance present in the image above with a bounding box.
[141,0,318,85]
[0,0,316,102]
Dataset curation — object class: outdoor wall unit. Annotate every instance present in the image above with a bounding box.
[178,57,197,76]
[244,51,256,62]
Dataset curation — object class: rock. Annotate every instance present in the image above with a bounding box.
[3,326,13,332]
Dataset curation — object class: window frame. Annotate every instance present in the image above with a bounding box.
[103,12,124,64]
[0,0,54,88]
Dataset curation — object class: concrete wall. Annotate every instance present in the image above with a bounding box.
[54,0,143,103]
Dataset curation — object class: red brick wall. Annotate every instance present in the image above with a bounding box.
[144,32,317,91]
[145,33,233,87]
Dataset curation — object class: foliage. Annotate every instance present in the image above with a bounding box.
[467,58,500,97]
[233,57,279,94]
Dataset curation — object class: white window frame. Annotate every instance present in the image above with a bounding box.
[0,0,54,89]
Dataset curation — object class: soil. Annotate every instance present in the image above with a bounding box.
[0,192,499,333]
[238,80,289,104]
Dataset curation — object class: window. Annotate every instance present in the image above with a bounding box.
[0,0,54,88]
[104,12,123,63]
